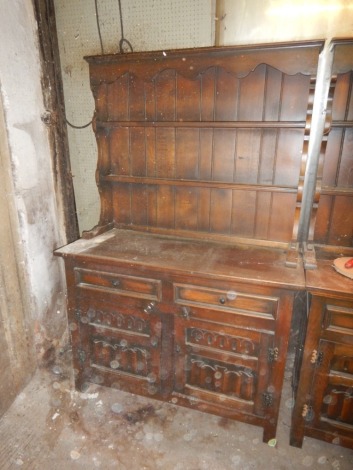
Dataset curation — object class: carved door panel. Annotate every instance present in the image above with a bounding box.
[173,314,276,419]
[304,340,353,439]
[70,294,163,397]
[291,295,353,449]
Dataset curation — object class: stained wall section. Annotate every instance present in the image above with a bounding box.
[0,0,67,376]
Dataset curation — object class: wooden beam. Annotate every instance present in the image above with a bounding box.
[33,0,79,243]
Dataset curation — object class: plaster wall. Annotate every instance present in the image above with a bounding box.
[0,92,36,415]
[217,0,353,45]
[0,0,67,358]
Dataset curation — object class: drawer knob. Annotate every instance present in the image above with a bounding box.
[111,279,121,288]
[219,296,226,305]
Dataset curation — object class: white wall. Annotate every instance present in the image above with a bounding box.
[217,0,353,44]
[0,0,67,357]
[54,0,216,232]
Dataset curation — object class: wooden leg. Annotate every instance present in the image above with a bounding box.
[262,421,276,444]
[290,432,304,448]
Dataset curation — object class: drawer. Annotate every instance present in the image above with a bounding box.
[75,268,161,300]
[174,283,278,320]
[323,301,353,338]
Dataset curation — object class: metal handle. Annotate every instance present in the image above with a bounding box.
[111,279,121,287]
[144,302,156,314]
[181,306,190,320]
[219,296,226,305]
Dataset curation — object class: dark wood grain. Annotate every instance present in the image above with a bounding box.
[86,44,318,246]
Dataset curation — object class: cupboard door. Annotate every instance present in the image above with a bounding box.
[172,311,281,441]
[70,295,164,398]
[299,340,353,448]
[291,296,353,449]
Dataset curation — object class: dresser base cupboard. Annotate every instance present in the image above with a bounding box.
[291,252,353,450]
[56,229,304,443]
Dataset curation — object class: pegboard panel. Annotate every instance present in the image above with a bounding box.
[54,0,215,233]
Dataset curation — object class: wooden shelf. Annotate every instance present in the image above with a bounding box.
[331,120,353,128]
[101,175,298,193]
[321,186,353,196]
[96,120,306,130]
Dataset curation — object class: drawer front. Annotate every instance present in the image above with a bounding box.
[174,283,278,320]
[75,267,161,300]
[322,300,353,339]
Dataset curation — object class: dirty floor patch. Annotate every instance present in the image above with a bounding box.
[0,352,352,469]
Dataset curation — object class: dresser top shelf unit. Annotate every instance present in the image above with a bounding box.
[83,41,323,260]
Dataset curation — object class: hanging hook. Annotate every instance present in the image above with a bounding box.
[118,0,133,53]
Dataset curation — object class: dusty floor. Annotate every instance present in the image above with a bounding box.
[0,349,352,470]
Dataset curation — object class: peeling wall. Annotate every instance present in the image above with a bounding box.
[0,0,67,358]
[54,0,216,232]
[0,95,36,415]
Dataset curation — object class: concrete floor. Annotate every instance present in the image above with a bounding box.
[0,348,352,470]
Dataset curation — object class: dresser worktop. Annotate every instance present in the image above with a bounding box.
[56,229,305,290]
